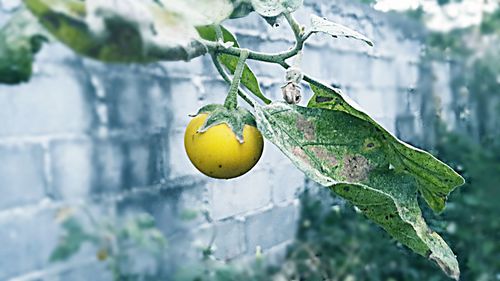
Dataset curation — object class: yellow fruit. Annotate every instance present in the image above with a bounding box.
[184,113,264,179]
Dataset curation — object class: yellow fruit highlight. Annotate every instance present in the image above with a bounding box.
[184,114,264,179]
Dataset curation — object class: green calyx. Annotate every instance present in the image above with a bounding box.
[196,104,257,143]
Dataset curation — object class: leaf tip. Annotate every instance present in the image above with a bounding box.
[429,253,460,280]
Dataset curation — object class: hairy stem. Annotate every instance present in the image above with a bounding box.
[203,39,294,66]
[211,55,256,107]
[283,12,304,44]
[203,12,308,68]
[205,12,313,107]
[214,24,223,42]
[225,49,249,109]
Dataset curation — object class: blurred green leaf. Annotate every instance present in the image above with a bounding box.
[179,209,199,221]
[24,0,208,62]
[50,218,93,262]
[0,10,48,84]
[229,1,254,18]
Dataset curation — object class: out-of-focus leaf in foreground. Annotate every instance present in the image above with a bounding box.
[250,0,303,17]
[24,0,215,62]
[255,98,463,279]
[0,10,48,84]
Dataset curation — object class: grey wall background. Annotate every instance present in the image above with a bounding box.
[0,0,458,279]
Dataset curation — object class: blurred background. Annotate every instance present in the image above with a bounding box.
[0,0,498,280]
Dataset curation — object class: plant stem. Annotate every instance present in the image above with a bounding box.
[214,24,223,42]
[283,12,303,43]
[203,13,307,68]
[211,55,256,107]
[203,39,294,66]
[224,49,249,109]
[205,12,313,107]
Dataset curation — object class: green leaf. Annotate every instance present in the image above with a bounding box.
[307,81,464,213]
[197,25,271,104]
[250,0,303,17]
[50,218,92,262]
[255,102,462,279]
[0,10,49,84]
[309,15,374,47]
[24,0,208,62]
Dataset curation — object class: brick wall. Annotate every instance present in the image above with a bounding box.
[0,0,449,279]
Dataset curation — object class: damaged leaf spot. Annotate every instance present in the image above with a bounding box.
[315,96,334,103]
[310,146,338,167]
[292,147,311,165]
[341,154,370,182]
[296,116,316,141]
[363,138,380,152]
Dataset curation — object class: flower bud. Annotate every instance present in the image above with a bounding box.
[282,82,302,104]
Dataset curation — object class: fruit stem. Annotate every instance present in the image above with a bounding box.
[214,24,224,42]
[224,49,249,110]
[211,55,256,107]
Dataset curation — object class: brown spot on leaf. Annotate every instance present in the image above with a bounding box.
[315,96,334,103]
[311,146,338,167]
[296,116,316,141]
[341,154,370,182]
[292,147,311,165]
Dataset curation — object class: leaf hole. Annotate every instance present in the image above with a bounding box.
[315,96,334,103]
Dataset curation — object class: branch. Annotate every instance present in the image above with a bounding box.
[203,39,294,66]
[203,12,309,69]
[283,12,304,44]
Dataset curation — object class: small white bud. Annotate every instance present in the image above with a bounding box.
[285,66,304,84]
[281,82,302,104]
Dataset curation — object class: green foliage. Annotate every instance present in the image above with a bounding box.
[175,130,500,280]
[50,210,167,281]
[307,83,463,213]
[50,218,94,262]
[1,1,465,277]
[196,25,271,104]
[273,132,499,281]
[255,100,462,278]
[0,10,48,84]
[23,0,208,63]
[480,9,500,34]
[427,31,464,54]
[433,134,500,280]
